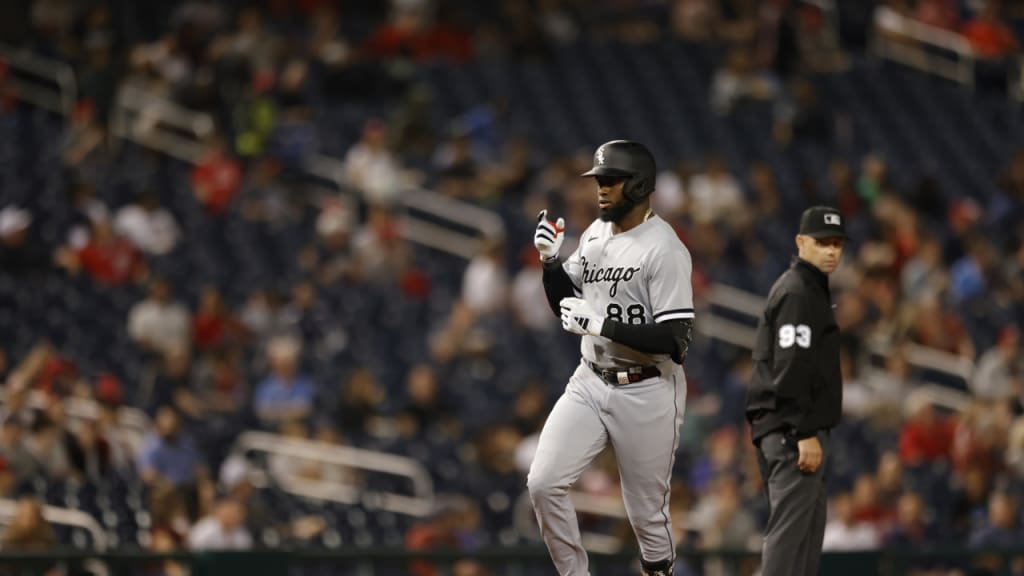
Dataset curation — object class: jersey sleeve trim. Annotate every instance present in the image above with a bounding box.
[654,308,695,322]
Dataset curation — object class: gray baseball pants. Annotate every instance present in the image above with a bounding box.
[527,361,686,576]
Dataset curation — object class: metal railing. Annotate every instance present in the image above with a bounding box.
[871,5,976,86]
[228,431,435,517]
[701,282,975,411]
[109,83,216,164]
[0,43,76,115]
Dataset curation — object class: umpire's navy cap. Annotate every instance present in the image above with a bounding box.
[799,206,847,239]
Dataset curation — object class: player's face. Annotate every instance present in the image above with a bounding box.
[595,175,633,222]
[797,235,844,274]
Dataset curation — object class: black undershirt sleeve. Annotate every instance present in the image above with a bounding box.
[541,258,579,317]
[601,318,694,365]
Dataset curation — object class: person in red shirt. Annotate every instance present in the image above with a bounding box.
[192,137,242,215]
[192,286,244,351]
[962,1,1019,59]
[70,219,146,286]
[899,398,957,465]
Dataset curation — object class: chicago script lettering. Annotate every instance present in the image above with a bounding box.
[580,256,640,297]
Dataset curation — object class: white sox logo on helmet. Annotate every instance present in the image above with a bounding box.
[596,146,606,165]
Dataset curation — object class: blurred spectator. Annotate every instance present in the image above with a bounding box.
[406,497,486,576]
[25,413,71,480]
[1008,417,1024,477]
[0,497,56,552]
[192,286,243,352]
[972,326,1023,400]
[654,159,693,221]
[253,336,315,428]
[398,364,455,438]
[906,294,975,358]
[969,491,1021,548]
[343,118,407,205]
[951,466,993,539]
[61,218,146,286]
[882,492,936,547]
[128,278,191,357]
[65,180,110,250]
[461,237,508,316]
[691,475,760,553]
[916,0,959,30]
[336,367,386,439]
[192,136,242,216]
[687,156,744,226]
[0,457,13,499]
[147,345,194,414]
[188,497,253,550]
[900,235,946,301]
[363,0,472,63]
[851,473,888,527]
[190,349,245,414]
[710,48,779,115]
[0,206,46,276]
[239,288,292,343]
[148,526,188,576]
[822,491,881,550]
[899,397,956,466]
[114,192,181,256]
[961,0,1018,59]
[0,418,38,485]
[136,406,208,520]
[68,420,112,483]
[511,380,550,437]
[510,248,554,332]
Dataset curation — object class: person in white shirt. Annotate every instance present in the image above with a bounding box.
[822,491,880,551]
[127,278,191,357]
[687,155,744,225]
[114,192,181,256]
[188,497,252,550]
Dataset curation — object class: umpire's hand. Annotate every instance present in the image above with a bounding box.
[797,436,823,473]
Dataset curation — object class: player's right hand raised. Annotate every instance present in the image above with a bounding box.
[534,210,565,262]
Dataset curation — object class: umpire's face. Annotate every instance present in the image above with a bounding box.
[796,234,844,274]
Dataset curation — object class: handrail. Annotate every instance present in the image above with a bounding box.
[0,498,107,551]
[230,431,435,517]
[0,43,77,115]
[304,156,505,259]
[872,5,975,86]
[702,282,975,401]
[109,83,215,163]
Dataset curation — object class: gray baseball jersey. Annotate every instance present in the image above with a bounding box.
[563,214,695,367]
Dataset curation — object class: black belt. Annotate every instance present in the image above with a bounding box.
[585,360,660,385]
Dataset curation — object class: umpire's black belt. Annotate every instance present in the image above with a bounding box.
[585,360,660,385]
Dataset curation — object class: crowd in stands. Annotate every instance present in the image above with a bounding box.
[1,1,1024,575]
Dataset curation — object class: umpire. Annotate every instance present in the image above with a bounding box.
[745,206,845,576]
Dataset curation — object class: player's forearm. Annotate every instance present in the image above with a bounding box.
[542,259,578,317]
[600,319,693,364]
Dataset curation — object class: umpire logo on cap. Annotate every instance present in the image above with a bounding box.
[824,214,841,226]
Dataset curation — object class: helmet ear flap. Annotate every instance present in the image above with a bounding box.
[624,175,652,203]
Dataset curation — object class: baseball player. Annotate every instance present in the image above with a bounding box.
[528,140,694,576]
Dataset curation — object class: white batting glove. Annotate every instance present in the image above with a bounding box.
[534,210,565,262]
[560,297,604,336]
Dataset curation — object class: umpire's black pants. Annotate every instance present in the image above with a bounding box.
[755,429,829,576]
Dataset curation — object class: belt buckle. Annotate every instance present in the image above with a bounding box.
[616,371,630,385]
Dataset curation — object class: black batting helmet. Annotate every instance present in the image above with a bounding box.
[581,140,656,203]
